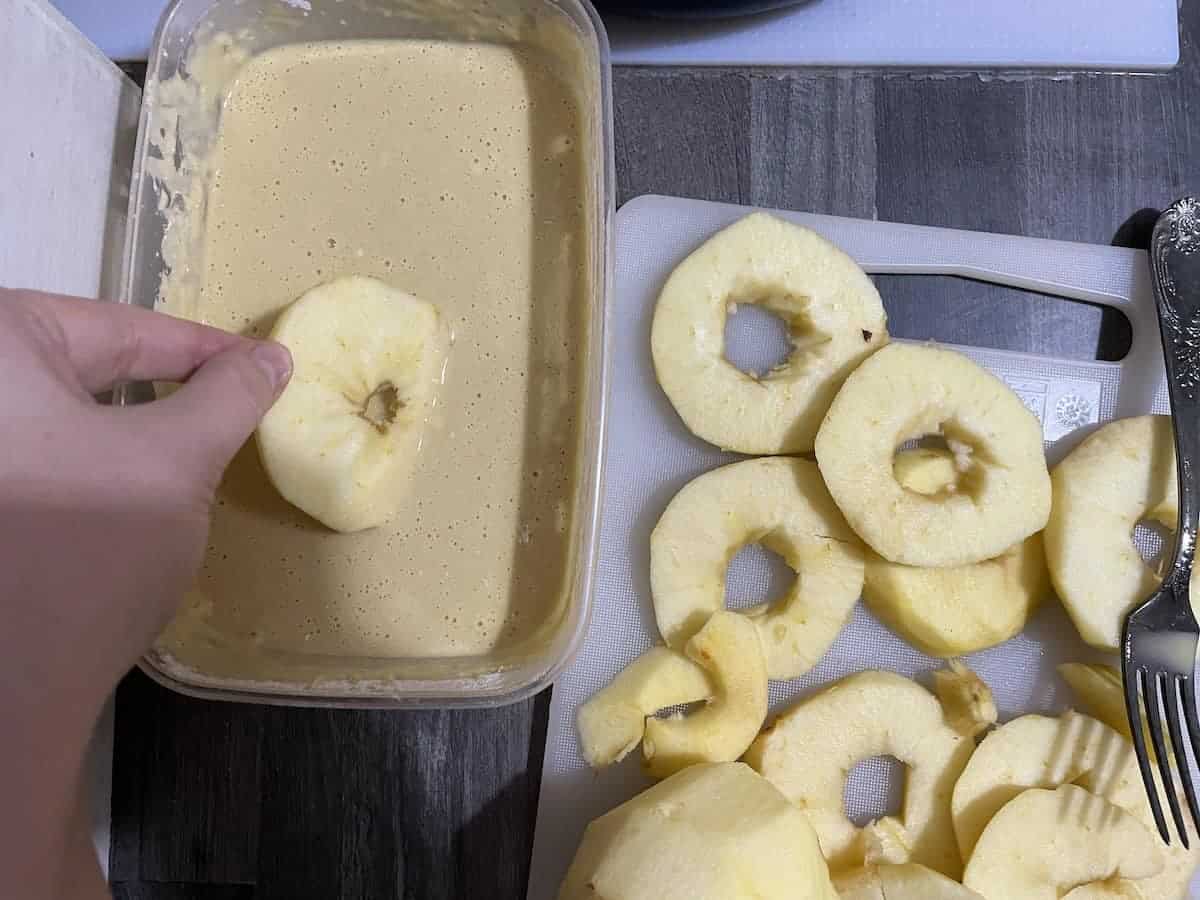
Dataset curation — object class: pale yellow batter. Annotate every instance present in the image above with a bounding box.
[155,37,589,679]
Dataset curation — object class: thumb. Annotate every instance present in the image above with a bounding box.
[146,340,292,484]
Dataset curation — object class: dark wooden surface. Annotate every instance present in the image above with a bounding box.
[112,7,1200,898]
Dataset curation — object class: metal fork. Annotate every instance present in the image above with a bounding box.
[1122,196,1200,847]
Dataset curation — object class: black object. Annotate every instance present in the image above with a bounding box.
[593,0,808,18]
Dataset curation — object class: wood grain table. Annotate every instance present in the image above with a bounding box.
[110,7,1200,898]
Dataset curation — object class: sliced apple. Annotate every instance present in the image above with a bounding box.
[576,646,714,768]
[835,863,984,900]
[258,275,449,532]
[1058,662,1144,747]
[650,456,865,679]
[833,867,887,900]
[933,660,998,739]
[1062,883,1146,900]
[877,863,984,899]
[962,784,1162,900]
[1058,664,1200,900]
[951,710,1143,859]
[745,670,972,878]
[559,762,838,900]
[862,448,1049,657]
[1044,415,1177,650]
[642,610,768,778]
[815,343,1051,568]
[650,212,888,455]
[952,704,1197,900]
[861,816,913,866]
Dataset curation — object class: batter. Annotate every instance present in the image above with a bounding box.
[155,37,590,679]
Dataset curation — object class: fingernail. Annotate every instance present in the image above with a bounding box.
[252,341,292,392]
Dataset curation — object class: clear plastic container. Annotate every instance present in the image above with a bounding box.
[118,0,613,708]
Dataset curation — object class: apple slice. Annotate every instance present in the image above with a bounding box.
[962,785,1162,900]
[642,611,768,778]
[952,707,1197,900]
[258,275,448,532]
[559,762,838,900]
[745,670,973,878]
[933,660,998,739]
[837,863,985,900]
[576,646,713,768]
[1062,883,1146,900]
[1058,662,1145,748]
[951,711,1143,859]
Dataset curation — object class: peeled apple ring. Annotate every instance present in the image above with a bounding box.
[962,785,1162,900]
[650,212,888,454]
[744,670,974,878]
[815,343,1051,568]
[650,456,866,680]
[641,611,768,779]
[950,711,1144,860]
[1044,415,1182,650]
[258,276,448,533]
[861,448,1050,657]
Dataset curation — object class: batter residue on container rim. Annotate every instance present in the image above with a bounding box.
[146,14,596,691]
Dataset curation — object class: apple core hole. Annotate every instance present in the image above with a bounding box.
[725,541,796,613]
[845,755,904,827]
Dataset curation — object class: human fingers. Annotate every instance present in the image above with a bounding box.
[125,340,292,490]
[3,288,251,393]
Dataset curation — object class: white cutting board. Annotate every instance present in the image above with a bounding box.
[0,0,141,877]
[527,195,1196,899]
[50,0,1180,70]
[605,0,1180,69]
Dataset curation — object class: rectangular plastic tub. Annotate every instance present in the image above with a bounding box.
[118,0,613,708]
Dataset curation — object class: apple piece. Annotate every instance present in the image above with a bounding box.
[576,646,713,768]
[558,762,838,900]
[951,710,1143,859]
[933,661,998,739]
[1058,662,1145,748]
[745,670,972,878]
[1062,882,1146,900]
[962,785,1162,900]
[815,343,1050,568]
[835,863,983,900]
[642,611,768,778]
[650,456,865,679]
[861,816,913,866]
[258,275,448,532]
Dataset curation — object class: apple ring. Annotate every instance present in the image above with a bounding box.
[745,670,974,878]
[963,785,1162,900]
[258,276,448,533]
[815,343,1051,568]
[1044,415,1180,650]
[575,646,713,769]
[641,611,768,779]
[861,448,1049,657]
[651,212,888,454]
[952,709,1199,900]
[650,456,866,680]
[951,711,1145,860]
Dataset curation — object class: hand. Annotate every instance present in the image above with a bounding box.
[0,287,291,899]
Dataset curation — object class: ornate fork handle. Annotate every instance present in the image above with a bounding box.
[1151,197,1200,594]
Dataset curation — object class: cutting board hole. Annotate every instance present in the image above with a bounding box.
[724,303,793,377]
[844,755,904,827]
[874,274,1133,362]
[725,542,795,612]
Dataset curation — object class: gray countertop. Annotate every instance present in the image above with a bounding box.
[109,8,1200,898]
